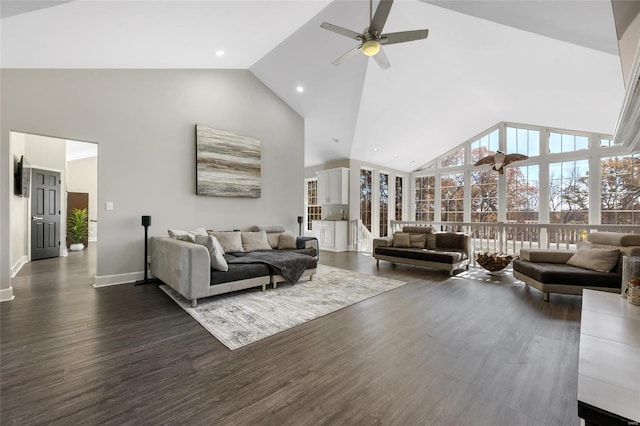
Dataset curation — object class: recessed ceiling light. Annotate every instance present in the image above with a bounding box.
[410,160,416,163]
[393,154,398,158]
[215,50,225,57]
[373,148,379,152]
[296,85,304,93]
[333,138,340,144]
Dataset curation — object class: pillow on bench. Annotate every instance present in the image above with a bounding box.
[393,232,411,248]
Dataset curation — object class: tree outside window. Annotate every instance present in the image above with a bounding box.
[601,155,640,225]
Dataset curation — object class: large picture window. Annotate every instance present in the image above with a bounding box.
[360,169,373,232]
[379,173,389,237]
[549,132,589,154]
[506,165,540,223]
[470,129,499,163]
[549,159,589,223]
[440,147,465,168]
[415,176,435,221]
[506,127,540,157]
[441,173,464,222]
[470,170,498,222]
[601,155,640,225]
[395,176,403,221]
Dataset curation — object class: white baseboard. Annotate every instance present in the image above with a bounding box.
[93,271,144,287]
[89,237,97,242]
[347,244,354,251]
[0,286,15,302]
[11,255,28,278]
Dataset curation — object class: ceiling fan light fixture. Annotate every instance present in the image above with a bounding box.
[361,39,381,56]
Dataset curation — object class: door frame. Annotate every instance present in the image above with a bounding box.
[27,165,66,261]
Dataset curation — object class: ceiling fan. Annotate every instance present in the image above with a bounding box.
[320,0,429,70]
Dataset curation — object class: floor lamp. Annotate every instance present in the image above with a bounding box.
[135,215,156,285]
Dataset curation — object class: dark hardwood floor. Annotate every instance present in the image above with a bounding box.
[1,248,582,425]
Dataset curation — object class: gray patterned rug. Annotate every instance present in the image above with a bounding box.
[160,264,407,350]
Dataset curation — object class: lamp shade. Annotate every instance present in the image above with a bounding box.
[141,215,151,227]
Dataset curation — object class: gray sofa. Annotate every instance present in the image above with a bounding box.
[373,226,470,275]
[150,227,318,307]
[513,232,640,302]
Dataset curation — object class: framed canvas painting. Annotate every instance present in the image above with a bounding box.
[195,125,261,198]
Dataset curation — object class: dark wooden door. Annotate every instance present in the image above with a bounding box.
[31,169,61,261]
[67,192,89,247]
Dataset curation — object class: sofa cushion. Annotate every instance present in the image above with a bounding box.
[241,231,272,251]
[375,247,467,264]
[278,232,297,250]
[393,232,411,248]
[436,233,467,250]
[402,225,433,234]
[513,260,620,288]
[587,232,640,247]
[426,234,437,249]
[194,235,229,271]
[208,231,244,253]
[566,246,619,272]
[409,233,427,248]
[210,261,270,285]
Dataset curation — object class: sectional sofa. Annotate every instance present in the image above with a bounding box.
[150,226,318,307]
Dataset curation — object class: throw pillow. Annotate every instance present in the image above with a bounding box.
[208,231,244,253]
[266,232,282,249]
[194,235,228,272]
[566,246,620,273]
[278,232,297,250]
[240,231,272,251]
[425,234,437,249]
[167,228,208,243]
[409,233,427,248]
[392,232,410,248]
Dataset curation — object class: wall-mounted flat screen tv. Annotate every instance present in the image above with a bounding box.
[14,155,31,198]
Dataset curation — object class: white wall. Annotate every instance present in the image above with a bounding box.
[620,12,640,87]
[1,69,304,288]
[67,156,98,241]
[10,132,28,275]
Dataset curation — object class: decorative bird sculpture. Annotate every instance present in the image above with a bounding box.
[474,150,528,174]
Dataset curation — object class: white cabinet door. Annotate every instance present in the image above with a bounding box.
[327,170,341,204]
[317,173,329,204]
[316,168,348,205]
[323,227,334,246]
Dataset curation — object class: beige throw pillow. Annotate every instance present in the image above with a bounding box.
[278,232,297,250]
[194,235,228,272]
[208,231,244,253]
[241,231,272,251]
[392,232,411,248]
[167,228,208,243]
[409,233,427,248]
[566,246,620,273]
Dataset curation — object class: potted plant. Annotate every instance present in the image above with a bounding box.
[67,208,88,251]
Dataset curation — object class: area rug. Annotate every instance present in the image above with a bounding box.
[160,264,406,350]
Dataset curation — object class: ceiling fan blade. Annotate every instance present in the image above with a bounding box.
[381,29,429,45]
[333,45,361,66]
[373,47,391,70]
[320,22,362,41]
[370,0,393,33]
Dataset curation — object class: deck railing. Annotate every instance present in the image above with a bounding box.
[389,221,640,261]
[350,218,373,253]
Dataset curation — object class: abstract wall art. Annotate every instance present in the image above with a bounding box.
[195,124,261,198]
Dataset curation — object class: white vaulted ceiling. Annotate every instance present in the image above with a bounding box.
[1,0,626,171]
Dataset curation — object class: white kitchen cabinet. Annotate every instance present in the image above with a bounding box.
[316,168,349,205]
[312,220,348,252]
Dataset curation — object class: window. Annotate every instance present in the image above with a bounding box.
[379,173,389,237]
[601,154,640,225]
[549,132,589,154]
[415,176,435,221]
[549,159,589,223]
[600,138,614,147]
[506,127,540,157]
[470,170,498,222]
[395,176,403,221]
[306,179,321,231]
[440,147,465,168]
[360,169,372,232]
[440,173,464,222]
[470,129,499,163]
[506,165,540,223]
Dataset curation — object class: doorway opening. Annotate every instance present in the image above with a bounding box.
[10,131,98,280]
